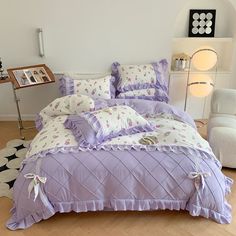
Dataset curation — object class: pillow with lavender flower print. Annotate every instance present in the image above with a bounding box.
[64,105,153,146]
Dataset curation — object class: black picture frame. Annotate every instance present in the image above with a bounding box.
[188,9,216,37]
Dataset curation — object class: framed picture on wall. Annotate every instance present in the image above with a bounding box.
[188,9,216,37]
[7,64,55,89]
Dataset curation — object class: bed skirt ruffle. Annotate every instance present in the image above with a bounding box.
[6,187,232,231]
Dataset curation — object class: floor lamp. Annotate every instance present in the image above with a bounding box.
[184,48,218,125]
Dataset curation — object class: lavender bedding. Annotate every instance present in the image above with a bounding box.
[111,60,169,102]
[6,98,233,230]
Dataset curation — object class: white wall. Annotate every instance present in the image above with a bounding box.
[0,0,235,120]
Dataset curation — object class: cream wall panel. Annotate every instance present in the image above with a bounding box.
[0,0,235,120]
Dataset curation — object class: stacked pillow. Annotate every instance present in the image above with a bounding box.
[111,59,169,102]
[59,73,116,99]
[59,59,169,103]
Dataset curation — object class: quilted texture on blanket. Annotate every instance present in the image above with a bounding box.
[7,149,232,230]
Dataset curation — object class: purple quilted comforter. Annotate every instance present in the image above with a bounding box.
[6,99,233,230]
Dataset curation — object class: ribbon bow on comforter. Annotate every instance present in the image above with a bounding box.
[24,173,47,202]
[188,171,211,191]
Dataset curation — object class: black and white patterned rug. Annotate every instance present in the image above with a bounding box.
[0,139,31,199]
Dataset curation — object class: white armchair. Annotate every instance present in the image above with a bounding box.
[208,88,236,168]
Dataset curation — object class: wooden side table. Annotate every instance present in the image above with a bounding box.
[4,64,55,139]
[1,65,55,139]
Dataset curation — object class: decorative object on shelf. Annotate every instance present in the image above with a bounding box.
[37,28,45,57]
[188,9,216,37]
[7,64,55,139]
[0,57,8,80]
[172,53,190,71]
[184,48,218,125]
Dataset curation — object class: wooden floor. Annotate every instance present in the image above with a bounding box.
[0,121,235,236]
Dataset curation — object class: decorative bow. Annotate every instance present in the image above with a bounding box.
[188,171,211,191]
[24,173,47,201]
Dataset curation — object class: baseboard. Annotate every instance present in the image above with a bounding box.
[0,114,36,121]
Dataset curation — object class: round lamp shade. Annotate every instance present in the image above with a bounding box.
[189,74,214,97]
[192,49,217,71]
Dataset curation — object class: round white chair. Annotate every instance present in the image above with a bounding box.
[208,88,236,168]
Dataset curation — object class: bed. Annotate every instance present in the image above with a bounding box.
[6,64,233,230]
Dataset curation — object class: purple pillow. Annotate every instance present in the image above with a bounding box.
[64,115,97,147]
[111,59,169,102]
[65,105,153,146]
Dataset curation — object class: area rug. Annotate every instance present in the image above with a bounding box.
[0,139,31,199]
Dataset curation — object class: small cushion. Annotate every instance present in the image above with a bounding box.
[65,105,153,146]
[36,94,95,131]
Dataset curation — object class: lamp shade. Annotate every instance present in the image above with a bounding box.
[189,74,214,97]
[192,49,217,71]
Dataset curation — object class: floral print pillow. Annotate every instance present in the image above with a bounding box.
[117,88,169,103]
[117,64,157,91]
[78,105,153,144]
[37,94,95,130]
[59,75,116,99]
[111,59,169,102]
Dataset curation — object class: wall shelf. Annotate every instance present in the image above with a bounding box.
[170,70,232,75]
[173,37,234,43]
